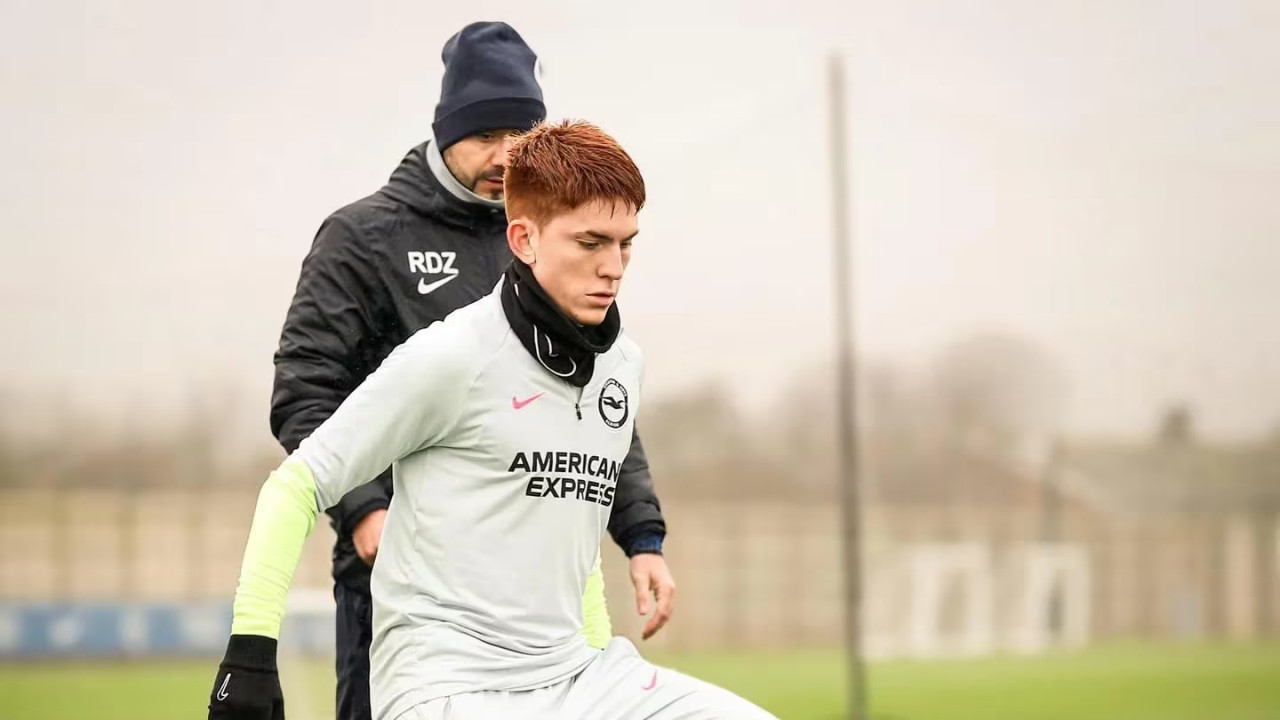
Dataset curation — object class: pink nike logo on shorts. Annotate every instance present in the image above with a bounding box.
[512,393,545,410]
[642,669,658,691]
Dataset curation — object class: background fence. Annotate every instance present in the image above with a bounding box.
[4,476,1276,658]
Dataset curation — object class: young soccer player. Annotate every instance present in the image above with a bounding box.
[273,24,669,720]
[208,120,775,720]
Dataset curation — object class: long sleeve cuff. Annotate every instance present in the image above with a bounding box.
[625,529,665,557]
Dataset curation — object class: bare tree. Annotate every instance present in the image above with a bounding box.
[928,332,1068,459]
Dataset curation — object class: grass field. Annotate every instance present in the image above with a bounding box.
[2,643,1278,719]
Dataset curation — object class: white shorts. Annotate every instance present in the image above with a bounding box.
[402,637,777,720]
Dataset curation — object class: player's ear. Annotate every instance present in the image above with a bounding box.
[506,218,538,265]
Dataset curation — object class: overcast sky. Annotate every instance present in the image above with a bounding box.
[2,0,1277,443]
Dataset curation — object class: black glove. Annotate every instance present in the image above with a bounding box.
[208,634,285,720]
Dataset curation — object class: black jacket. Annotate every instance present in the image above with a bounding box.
[270,142,666,590]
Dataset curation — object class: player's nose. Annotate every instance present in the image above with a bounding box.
[598,246,624,280]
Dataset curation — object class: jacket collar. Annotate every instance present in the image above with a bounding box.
[379,141,506,230]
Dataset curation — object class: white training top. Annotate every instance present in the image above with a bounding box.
[294,282,643,720]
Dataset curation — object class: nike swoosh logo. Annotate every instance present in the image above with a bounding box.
[217,673,231,701]
[418,274,458,295]
[512,393,545,410]
[641,669,658,691]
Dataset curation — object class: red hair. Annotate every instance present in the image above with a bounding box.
[504,120,646,226]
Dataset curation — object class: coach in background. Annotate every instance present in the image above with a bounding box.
[268,21,671,720]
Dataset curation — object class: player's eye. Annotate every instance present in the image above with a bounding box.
[578,240,600,250]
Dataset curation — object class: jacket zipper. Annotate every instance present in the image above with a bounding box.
[486,215,506,279]
[571,383,584,421]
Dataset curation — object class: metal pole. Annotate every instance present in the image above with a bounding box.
[828,52,869,720]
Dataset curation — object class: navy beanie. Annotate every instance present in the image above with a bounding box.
[432,22,546,151]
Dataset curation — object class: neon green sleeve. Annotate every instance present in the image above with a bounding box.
[230,322,473,639]
[581,554,612,649]
[230,459,319,639]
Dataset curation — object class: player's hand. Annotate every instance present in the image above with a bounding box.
[353,509,388,567]
[208,635,284,719]
[630,553,676,640]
